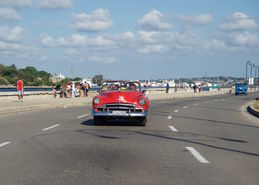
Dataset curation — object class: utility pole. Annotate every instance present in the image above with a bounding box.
[70,67,74,79]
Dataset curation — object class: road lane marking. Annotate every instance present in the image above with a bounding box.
[174,110,179,113]
[167,116,172,119]
[204,102,210,104]
[220,99,225,101]
[168,126,178,132]
[77,114,89,119]
[213,100,219,102]
[0,141,11,148]
[42,124,60,131]
[182,106,189,109]
[185,147,210,164]
[193,103,199,106]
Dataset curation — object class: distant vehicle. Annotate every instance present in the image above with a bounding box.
[235,83,247,95]
[92,80,149,126]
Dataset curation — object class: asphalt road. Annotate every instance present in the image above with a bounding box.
[0,92,259,185]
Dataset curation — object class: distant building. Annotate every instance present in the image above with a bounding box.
[51,73,65,83]
[81,78,99,87]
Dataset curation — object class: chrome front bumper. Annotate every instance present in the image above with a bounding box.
[92,109,148,117]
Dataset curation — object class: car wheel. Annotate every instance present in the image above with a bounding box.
[139,117,147,126]
[93,116,105,125]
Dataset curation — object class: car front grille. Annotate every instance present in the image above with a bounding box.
[97,103,143,113]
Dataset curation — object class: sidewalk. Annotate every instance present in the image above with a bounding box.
[0,89,230,116]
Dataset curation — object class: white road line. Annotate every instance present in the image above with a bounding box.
[167,116,172,119]
[213,100,219,102]
[77,114,89,119]
[42,124,60,131]
[168,126,178,132]
[174,110,179,113]
[220,99,225,101]
[182,106,189,109]
[193,103,199,106]
[0,141,11,148]
[204,102,210,104]
[185,147,210,164]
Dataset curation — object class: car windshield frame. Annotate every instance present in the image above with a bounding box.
[101,81,141,92]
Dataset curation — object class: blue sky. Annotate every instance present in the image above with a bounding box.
[0,0,259,79]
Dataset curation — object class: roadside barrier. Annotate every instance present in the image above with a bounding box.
[247,101,259,118]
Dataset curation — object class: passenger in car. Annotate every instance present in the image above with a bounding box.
[129,83,136,91]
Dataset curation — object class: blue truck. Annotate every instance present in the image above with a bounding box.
[235,83,247,95]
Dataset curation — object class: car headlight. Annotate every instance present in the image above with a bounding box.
[93,98,100,104]
[139,99,145,106]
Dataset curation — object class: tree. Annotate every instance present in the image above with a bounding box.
[72,77,82,81]
[92,74,103,86]
[0,77,8,85]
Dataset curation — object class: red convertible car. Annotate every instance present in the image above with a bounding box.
[92,80,149,126]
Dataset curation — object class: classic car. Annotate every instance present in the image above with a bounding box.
[92,80,149,126]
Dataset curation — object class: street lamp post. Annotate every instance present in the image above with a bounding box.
[246,61,251,83]
[251,63,255,78]
[251,63,256,90]
[255,66,259,87]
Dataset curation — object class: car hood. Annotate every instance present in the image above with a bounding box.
[99,91,144,104]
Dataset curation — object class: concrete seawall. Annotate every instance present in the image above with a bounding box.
[0,88,232,116]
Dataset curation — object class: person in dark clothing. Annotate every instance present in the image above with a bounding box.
[166,83,169,93]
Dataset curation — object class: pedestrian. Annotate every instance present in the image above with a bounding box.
[166,83,169,93]
[198,85,201,93]
[85,82,90,97]
[52,84,57,98]
[80,83,84,98]
[66,82,72,98]
[61,82,66,98]
[193,84,197,93]
[17,76,24,102]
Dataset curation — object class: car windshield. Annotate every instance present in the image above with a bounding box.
[101,81,141,92]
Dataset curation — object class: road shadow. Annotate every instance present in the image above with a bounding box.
[136,131,259,157]
[150,112,259,129]
[81,119,144,127]
[194,105,243,113]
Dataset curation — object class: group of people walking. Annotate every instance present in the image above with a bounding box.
[52,81,90,98]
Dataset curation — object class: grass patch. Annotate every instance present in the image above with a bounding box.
[253,100,259,111]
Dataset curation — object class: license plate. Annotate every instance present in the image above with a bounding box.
[112,110,127,115]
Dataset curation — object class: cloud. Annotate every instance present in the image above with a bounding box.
[138,9,172,31]
[40,0,72,9]
[40,35,56,47]
[0,41,23,51]
[0,0,72,9]
[220,12,258,31]
[0,26,24,42]
[137,31,162,44]
[72,9,113,32]
[40,34,116,48]
[137,44,167,54]
[0,0,35,8]
[204,39,227,51]
[177,14,213,25]
[230,32,259,46]
[88,56,115,64]
[0,7,21,21]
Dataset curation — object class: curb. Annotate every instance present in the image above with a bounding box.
[247,102,259,118]
[0,102,92,116]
